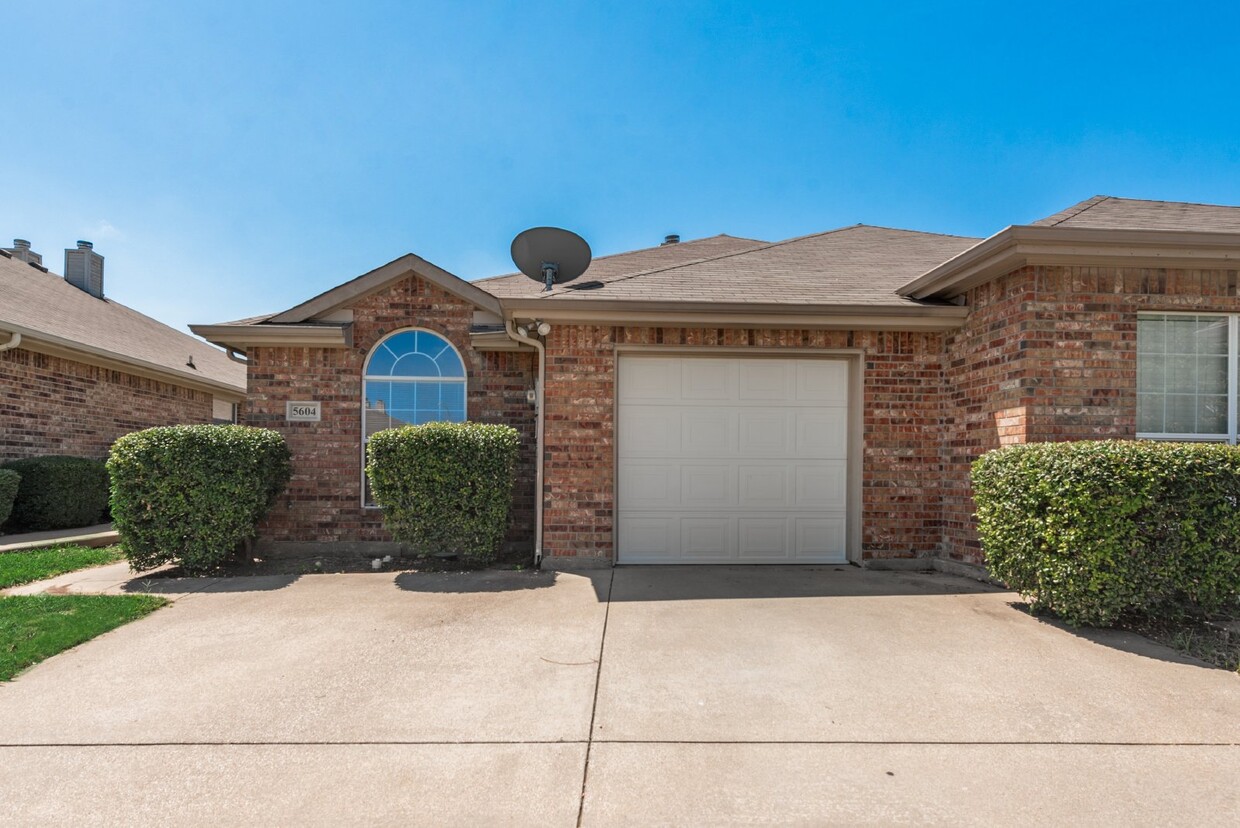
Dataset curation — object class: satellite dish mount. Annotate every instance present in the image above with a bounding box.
[511,227,592,293]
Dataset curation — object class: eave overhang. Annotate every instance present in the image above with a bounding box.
[1,323,245,399]
[899,225,1240,300]
[499,299,969,331]
[189,323,352,350]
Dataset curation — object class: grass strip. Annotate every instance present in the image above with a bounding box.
[0,544,124,590]
[0,594,165,681]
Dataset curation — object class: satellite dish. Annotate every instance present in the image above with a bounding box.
[511,227,592,292]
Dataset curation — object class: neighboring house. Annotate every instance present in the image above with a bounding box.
[192,196,1240,570]
[1,239,246,460]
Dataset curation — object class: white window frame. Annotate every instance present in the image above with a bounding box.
[1136,311,1237,444]
[360,327,468,507]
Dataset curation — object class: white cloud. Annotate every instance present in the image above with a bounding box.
[83,219,123,241]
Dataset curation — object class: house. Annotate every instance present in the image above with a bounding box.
[191,196,1240,571]
[1,239,246,460]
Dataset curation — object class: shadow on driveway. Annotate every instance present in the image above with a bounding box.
[603,564,1001,603]
[121,573,301,595]
[395,569,559,594]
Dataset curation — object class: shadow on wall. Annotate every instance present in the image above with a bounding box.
[596,565,1001,603]
[395,569,558,594]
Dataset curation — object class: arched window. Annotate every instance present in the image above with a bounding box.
[362,329,467,505]
[363,329,467,440]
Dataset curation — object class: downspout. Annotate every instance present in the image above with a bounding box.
[0,331,21,353]
[226,347,249,364]
[504,320,545,568]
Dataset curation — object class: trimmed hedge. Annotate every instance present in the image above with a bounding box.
[0,469,20,528]
[108,425,291,573]
[1,456,110,531]
[973,440,1240,626]
[366,422,519,565]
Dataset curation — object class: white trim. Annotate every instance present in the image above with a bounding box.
[360,327,469,508]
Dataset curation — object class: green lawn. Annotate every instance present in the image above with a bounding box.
[0,594,166,681]
[0,544,124,589]
[0,544,163,681]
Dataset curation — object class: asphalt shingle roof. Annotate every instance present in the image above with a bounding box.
[0,252,245,391]
[1032,195,1240,232]
[483,225,980,307]
[476,234,767,298]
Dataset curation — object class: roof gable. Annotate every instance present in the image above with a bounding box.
[269,253,502,324]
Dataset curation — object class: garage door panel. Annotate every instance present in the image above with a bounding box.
[796,360,850,404]
[681,518,733,558]
[794,517,846,560]
[618,355,850,565]
[681,464,735,508]
[619,517,678,559]
[681,409,733,455]
[737,465,789,508]
[619,406,681,457]
[794,462,847,509]
[620,357,679,401]
[618,463,680,510]
[738,360,792,401]
[795,410,848,458]
[681,359,732,400]
[737,518,791,560]
[737,410,791,456]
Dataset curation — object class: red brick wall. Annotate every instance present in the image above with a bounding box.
[541,325,946,563]
[245,274,536,550]
[0,347,215,460]
[941,265,1240,563]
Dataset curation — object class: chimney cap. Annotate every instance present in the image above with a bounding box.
[661,233,680,246]
[13,239,30,249]
[76,240,93,250]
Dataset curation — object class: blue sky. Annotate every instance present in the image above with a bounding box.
[4,1,1240,334]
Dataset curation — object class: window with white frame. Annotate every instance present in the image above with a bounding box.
[362,329,467,504]
[1137,313,1235,442]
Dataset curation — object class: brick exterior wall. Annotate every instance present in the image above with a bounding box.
[541,325,946,564]
[0,347,215,460]
[246,263,1240,567]
[940,265,1240,563]
[244,274,536,551]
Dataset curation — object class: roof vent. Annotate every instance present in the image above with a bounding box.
[661,234,680,246]
[3,239,42,266]
[64,240,104,298]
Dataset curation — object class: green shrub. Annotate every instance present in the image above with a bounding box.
[0,469,20,528]
[366,422,519,565]
[107,425,291,573]
[973,440,1240,626]
[1,456,110,531]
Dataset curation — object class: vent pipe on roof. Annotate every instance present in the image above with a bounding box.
[661,234,680,246]
[64,240,104,298]
[3,239,42,265]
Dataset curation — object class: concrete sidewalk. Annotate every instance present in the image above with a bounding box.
[0,566,1236,825]
[0,523,118,553]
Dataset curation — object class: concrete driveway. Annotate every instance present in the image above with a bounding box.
[0,565,1237,826]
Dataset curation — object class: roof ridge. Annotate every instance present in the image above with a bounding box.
[538,224,976,297]
[1045,195,1112,226]
[537,225,870,297]
[1097,194,1240,210]
[471,233,765,284]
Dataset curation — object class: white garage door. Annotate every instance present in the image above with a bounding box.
[616,355,850,564]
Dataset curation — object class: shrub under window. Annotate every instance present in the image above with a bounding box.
[972,440,1240,626]
[366,422,519,565]
[0,469,20,529]
[108,425,291,573]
